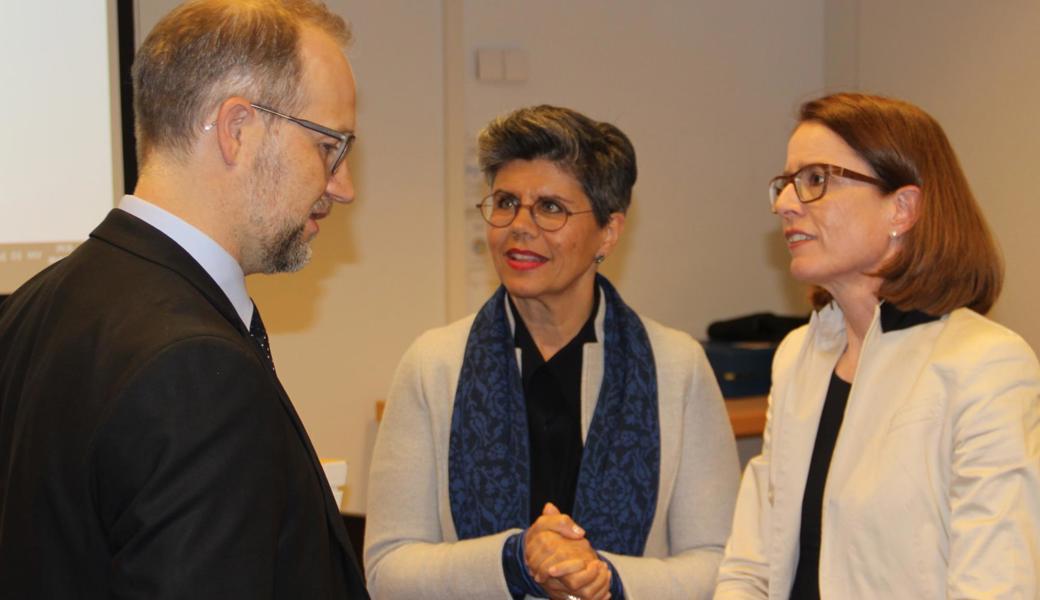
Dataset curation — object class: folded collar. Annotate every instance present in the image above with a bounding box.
[879,302,940,333]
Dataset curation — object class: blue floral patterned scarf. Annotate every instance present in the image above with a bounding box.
[448,275,660,556]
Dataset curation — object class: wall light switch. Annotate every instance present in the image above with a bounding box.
[476,48,504,81]
[504,49,529,82]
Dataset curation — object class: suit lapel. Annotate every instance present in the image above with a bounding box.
[264,374,357,559]
[91,210,248,336]
[92,210,356,562]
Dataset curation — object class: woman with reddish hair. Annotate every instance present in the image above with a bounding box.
[716,93,1040,599]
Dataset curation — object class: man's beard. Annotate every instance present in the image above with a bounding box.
[262,222,310,274]
[247,138,314,274]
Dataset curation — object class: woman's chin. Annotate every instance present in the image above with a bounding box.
[498,278,538,299]
[788,260,820,286]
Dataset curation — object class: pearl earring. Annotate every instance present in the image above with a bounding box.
[890,230,899,239]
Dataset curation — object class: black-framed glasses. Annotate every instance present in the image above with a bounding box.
[768,163,885,211]
[476,192,594,232]
[251,103,355,175]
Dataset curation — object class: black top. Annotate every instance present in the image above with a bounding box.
[790,370,852,600]
[509,293,599,522]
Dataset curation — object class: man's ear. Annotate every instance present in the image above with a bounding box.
[212,97,256,166]
[890,184,921,235]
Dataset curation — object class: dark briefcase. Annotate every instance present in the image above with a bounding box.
[702,340,776,398]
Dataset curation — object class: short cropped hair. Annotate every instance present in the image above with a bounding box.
[132,0,350,165]
[800,93,1002,315]
[477,105,637,227]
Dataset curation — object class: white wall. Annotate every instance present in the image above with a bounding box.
[832,0,1040,352]
[129,0,1040,515]
[454,0,823,334]
[7,0,1033,545]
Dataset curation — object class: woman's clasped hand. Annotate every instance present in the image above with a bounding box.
[524,504,610,600]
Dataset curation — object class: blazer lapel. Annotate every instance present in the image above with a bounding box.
[769,307,844,592]
[823,307,944,504]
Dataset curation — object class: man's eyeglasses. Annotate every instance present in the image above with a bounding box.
[476,192,594,232]
[250,103,355,176]
[768,163,884,212]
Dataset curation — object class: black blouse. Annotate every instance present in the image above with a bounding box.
[508,293,599,522]
[789,370,852,600]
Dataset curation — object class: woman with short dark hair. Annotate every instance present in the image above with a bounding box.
[366,105,740,600]
[716,93,1040,598]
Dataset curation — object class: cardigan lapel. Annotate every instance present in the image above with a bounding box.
[580,293,608,441]
[581,343,604,442]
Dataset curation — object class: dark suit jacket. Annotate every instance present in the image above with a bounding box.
[0,210,369,599]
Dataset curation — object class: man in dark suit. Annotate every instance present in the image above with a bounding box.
[0,1,368,597]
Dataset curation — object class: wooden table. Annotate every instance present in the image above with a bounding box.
[375,395,767,438]
[726,395,767,438]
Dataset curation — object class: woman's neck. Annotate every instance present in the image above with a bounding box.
[829,281,881,382]
[510,287,597,361]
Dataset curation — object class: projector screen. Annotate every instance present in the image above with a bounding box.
[0,4,122,293]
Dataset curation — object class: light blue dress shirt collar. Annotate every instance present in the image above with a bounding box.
[117,194,253,328]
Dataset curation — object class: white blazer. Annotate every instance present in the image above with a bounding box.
[716,303,1040,599]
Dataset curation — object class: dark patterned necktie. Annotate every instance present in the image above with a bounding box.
[249,303,276,372]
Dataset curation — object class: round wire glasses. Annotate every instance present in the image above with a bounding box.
[476,193,594,232]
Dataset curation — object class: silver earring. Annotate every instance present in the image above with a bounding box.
[890,230,899,239]
[594,255,606,264]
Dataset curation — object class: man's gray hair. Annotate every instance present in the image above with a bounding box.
[132,0,350,165]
